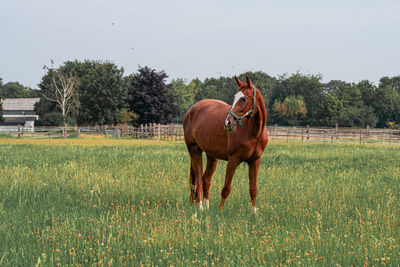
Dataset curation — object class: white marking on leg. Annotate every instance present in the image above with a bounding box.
[204,199,209,209]
[199,201,203,211]
[252,206,258,215]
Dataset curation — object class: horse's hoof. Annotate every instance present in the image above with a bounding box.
[199,201,203,211]
[204,199,209,209]
[252,206,258,215]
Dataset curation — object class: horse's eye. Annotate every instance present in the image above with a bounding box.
[240,97,246,102]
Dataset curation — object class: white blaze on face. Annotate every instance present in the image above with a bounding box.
[231,91,244,110]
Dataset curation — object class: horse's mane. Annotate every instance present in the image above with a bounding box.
[255,88,267,136]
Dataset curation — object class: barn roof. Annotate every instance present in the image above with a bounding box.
[2,98,40,111]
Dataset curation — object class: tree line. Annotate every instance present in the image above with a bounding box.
[1,60,400,128]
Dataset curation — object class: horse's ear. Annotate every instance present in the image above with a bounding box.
[246,75,253,88]
[234,76,242,87]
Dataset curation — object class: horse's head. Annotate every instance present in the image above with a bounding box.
[224,75,257,131]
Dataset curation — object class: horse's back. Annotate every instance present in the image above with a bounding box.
[183,99,229,160]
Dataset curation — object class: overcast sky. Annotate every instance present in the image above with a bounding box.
[1,0,400,89]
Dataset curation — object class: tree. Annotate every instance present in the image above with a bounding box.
[357,80,376,107]
[195,76,236,104]
[338,105,377,127]
[0,82,39,98]
[36,60,127,126]
[272,73,324,125]
[379,76,400,94]
[0,97,4,123]
[75,61,127,125]
[0,77,3,122]
[373,85,400,127]
[323,80,378,127]
[42,71,77,124]
[128,66,177,124]
[271,95,307,125]
[170,78,196,122]
[318,94,343,126]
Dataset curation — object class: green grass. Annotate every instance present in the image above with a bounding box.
[0,139,399,266]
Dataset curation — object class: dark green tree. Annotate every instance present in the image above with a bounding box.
[195,76,236,104]
[0,82,39,98]
[128,66,177,124]
[271,73,324,125]
[170,78,197,122]
[324,80,378,127]
[73,61,127,125]
[373,85,400,127]
[318,94,343,126]
[357,80,376,107]
[36,60,127,126]
[379,76,400,94]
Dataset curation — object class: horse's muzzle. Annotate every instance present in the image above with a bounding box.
[224,116,236,131]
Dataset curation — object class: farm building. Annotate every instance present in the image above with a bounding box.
[0,98,40,132]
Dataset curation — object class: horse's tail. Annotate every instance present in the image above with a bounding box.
[189,161,196,203]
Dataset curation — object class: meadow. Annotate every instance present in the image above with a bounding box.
[0,138,399,266]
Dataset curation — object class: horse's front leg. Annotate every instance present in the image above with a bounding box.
[220,157,240,211]
[248,157,261,214]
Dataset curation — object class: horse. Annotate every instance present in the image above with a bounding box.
[183,75,268,213]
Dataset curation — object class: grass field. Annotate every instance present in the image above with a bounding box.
[0,138,399,266]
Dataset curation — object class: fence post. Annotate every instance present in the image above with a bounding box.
[302,129,304,142]
[335,123,339,139]
[274,124,277,141]
[174,125,177,141]
[359,129,362,144]
[306,125,310,140]
[383,131,385,145]
[287,128,290,143]
[64,124,68,139]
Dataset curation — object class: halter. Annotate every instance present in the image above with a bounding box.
[227,85,257,127]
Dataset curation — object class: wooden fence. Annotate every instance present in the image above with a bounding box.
[267,125,400,145]
[1,124,400,145]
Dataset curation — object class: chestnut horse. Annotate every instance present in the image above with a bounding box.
[183,75,268,212]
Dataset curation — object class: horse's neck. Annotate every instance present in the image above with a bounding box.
[253,89,267,137]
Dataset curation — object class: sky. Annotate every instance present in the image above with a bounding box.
[1,0,400,89]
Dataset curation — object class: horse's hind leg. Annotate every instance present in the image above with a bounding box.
[202,155,218,209]
[188,144,203,207]
[248,157,261,214]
